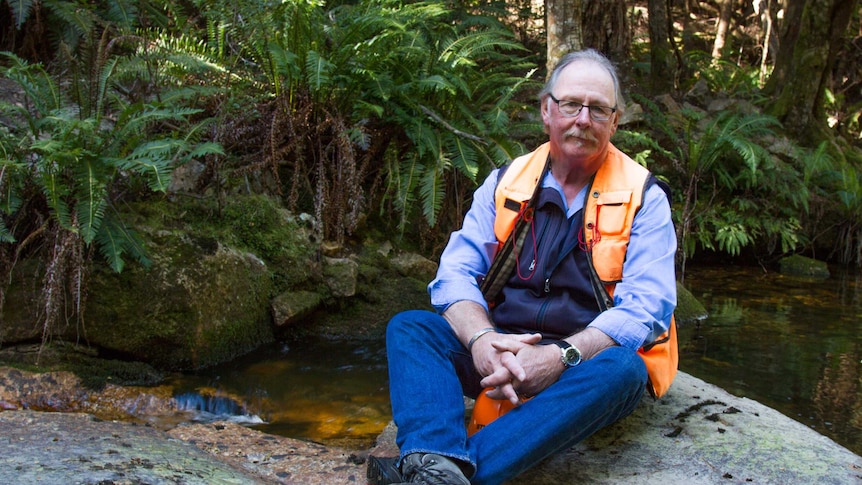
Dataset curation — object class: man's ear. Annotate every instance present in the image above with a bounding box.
[540,97,551,133]
[609,112,620,135]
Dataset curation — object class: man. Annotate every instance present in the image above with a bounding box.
[369,49,677,485]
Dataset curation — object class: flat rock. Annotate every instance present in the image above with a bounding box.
[0,372,859,484]
[370,372,862,484]
[0,410,264,484]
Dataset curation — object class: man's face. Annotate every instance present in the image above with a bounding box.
[541,60,619,167]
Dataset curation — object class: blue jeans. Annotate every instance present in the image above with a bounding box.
[386,310,647,485]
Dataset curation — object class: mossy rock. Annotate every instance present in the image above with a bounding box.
[85,237,274,371]
[675,281,708,324]
[778,254,830,278]
[0,342,163,390]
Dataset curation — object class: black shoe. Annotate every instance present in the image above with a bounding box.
[397,453,471,485]
[367,455,403,485]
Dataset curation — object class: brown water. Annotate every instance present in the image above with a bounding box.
[170,264,862,455]
[678,264,861,456]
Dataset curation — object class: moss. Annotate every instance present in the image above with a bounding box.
[778,254,830,278]
[0,342,163,390]
[676,281,708,324]
[126,194,314,290]
[85,227,274,370]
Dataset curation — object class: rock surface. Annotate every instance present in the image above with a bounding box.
[0,410,264,484]
[0,371,859,484]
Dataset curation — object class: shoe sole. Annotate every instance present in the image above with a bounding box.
[367,455,402,485]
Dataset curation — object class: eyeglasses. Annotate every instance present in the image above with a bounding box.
[548,93,616,121]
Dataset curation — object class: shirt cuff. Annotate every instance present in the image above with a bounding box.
[587,310,652,351]
[428,278,489,314]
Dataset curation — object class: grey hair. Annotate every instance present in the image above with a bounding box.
[539,49,625,117]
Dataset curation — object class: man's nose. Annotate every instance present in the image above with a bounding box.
[574,106,592,125]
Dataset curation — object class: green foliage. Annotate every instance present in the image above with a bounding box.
[800,142,862,265]
[0,52,223,271]
[191,0,540,240]
[682,50,767,102]
[219,194,312,265]
[1,0,174,56]
[617,97,810,268]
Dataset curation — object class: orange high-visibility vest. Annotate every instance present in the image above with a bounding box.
[487,141,677,398]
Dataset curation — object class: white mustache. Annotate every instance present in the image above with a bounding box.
[564,129,596,143]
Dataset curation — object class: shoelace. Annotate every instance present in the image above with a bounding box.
[407,457,463,485]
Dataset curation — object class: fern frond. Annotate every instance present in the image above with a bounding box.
[39,170,74,231]
[439,31,523,68]
[72,155,109,244]
[93,216,126,273]
[106,0,138,29]
[419,158,445,227]
[394,156,422,217]
[8,0,35,29]
[95,57,119,124]
[92,214,152,273]
[118,139,180,192]
[416,74,457,95]
[45,1,97,43]
[447,136,479,182]
[305,50,334,93]
[76,189,108,245]
[0,52,62,117]
[183,141,225,160]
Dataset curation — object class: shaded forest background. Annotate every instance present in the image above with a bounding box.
[0,0,861,335]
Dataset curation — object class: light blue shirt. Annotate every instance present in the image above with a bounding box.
[428,166,678,350]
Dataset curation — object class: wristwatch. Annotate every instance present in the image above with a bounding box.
[554,340,582,367]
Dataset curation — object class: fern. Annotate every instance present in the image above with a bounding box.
[106,0,138,29]
[305,51,335,94]
[94,216,151,272]
[622,96,813,267]
[6,0,35,29]
[1,52,223,267]
[447,137,480,182]
[420,160,445,228]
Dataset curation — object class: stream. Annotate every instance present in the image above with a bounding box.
[166,263,862,455]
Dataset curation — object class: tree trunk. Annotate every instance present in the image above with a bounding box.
[681,0,698,54]
[711,0,734,60]
[763,0,859,142]
[546,0,584,74]
[546,0,628,74]
[755,0,778,85]
[582,0,629,62]
[648,0,674,93]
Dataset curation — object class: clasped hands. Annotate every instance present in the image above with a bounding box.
[470,332,565,406]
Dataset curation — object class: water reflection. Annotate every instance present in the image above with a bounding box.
[167,264,862,455]
[167,340,391,448]
[679,264,861,455]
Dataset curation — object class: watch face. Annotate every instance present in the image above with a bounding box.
[563,347,581,366]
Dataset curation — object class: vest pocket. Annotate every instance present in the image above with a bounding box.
[595,190,632,235]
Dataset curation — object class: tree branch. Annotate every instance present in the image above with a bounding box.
[418,105,486,144]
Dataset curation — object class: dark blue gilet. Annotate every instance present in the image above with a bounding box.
[489,186,600,339]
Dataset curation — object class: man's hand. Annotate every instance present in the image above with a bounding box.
[471,332,542,405]
[483,340,562,401]
[482,327,619,403]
